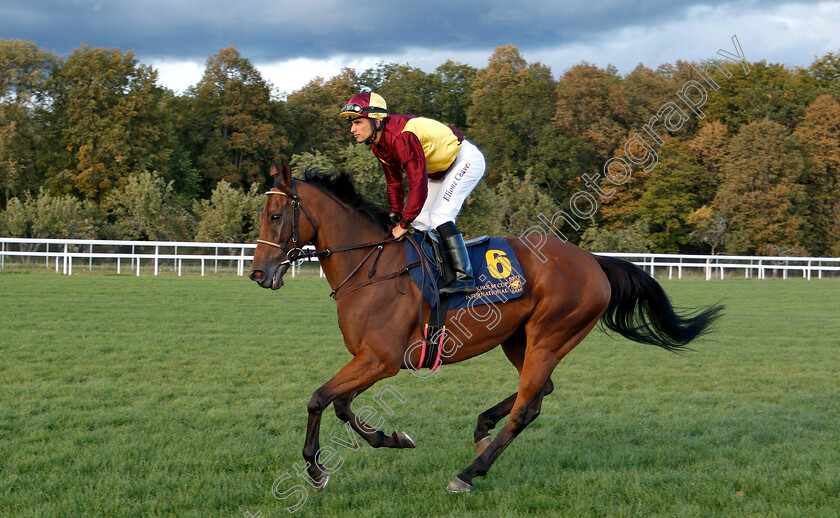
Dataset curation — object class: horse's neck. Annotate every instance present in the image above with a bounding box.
[308,192,391,290]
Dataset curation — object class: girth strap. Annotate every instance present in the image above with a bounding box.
[420,292,451,369]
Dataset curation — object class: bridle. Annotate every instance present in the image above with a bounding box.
[256,179,320,266]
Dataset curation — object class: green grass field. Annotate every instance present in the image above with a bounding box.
[1,271,838,517]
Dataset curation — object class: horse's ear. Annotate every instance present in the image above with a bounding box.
[270,160,292,187]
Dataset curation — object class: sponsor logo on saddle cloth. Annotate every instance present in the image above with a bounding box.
[405,235,526,311]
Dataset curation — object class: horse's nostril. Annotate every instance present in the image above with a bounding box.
[250,270,264,281]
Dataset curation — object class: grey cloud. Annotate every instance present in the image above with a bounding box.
[0,0,824,62]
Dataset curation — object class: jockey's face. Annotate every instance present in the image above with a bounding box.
[350,118,375,143]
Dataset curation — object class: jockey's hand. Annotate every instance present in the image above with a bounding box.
[391,225,409,239]
[389,212,402,228]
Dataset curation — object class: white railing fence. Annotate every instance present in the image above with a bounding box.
[0,238,320,278]
[597,252,840,280]
[1,237,838,280]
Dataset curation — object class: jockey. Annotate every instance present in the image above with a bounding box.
[340,91,485,295]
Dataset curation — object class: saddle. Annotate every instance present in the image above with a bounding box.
[419,231,490,288]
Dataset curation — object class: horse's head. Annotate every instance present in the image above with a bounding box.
[249,161,317,290]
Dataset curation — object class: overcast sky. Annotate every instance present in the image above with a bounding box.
[2,1,838,95]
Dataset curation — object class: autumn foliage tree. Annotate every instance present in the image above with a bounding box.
[554,62,628,166]
[47,46,170,201]
[428,60,477,129]
[714,119,806,254]
[284,68,358,157]
[359,63,433,116]
[182,46,287,194]
[468,45,556,179]
[0,40,56,206]
[793,94,840,255]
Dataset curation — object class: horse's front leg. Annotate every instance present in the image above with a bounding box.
[302,351,399,490]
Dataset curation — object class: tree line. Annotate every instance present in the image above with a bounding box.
[1,39,838,255]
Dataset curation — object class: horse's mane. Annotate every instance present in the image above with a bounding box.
[276,168,391,231]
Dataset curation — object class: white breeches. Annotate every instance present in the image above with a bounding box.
[411,139,486,232]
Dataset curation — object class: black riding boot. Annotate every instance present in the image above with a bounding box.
[436,222,476,295]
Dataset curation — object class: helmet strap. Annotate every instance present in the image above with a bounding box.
[364,118,384,145]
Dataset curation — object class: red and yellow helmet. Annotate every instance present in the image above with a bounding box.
[339,91,388,121]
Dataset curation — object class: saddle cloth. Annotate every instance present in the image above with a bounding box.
[404,233,526,310]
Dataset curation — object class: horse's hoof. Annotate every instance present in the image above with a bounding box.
[314,474,329,492]
[446,476,472,493]
[475,435,493,455]
[394,431,416,448]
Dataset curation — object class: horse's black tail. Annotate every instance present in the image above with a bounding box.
[594,255,723,352]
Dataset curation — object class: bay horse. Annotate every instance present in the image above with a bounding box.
[248,161,722,493]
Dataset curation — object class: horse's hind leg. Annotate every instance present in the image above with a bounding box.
[449,347,559,493]
[474,331,554,454]
[450,316,601,493]
[474,392,516,453]
[474,381,555,454]
[333,394,416,449]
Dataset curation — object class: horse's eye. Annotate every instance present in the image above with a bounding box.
[270,213,282,222]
